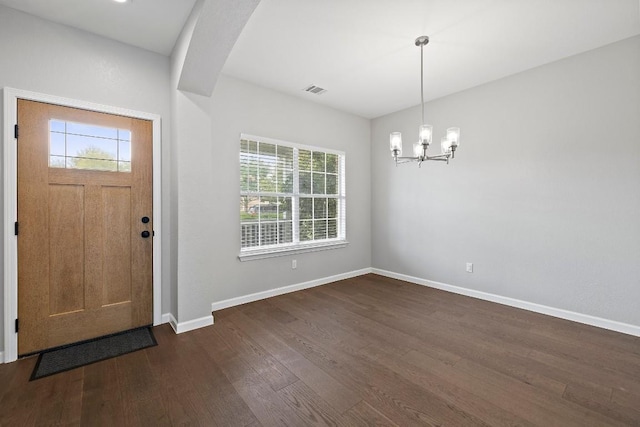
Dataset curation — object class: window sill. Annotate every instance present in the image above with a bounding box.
[238,240,349,262]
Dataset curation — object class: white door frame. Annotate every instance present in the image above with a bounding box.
[3,87,163,363]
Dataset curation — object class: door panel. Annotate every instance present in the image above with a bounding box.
[17,99,153,355]
[48,184,85,315]
[102,186,132,306]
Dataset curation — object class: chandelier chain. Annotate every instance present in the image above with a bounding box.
[420,42,425,124]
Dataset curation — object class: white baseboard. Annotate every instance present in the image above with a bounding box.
[162,312,214,334]
[164,313,178,333]
[166,266,639,339]
[372,268,640,338]
[161,313,173,325]
[174,314,214,334]
[211,267,373,312]
[0,351,4,364]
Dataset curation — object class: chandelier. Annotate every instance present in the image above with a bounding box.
[390,36,460,166]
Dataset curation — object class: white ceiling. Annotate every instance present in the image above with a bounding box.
[223,0,640,118]
[0,0,197,55]
[1,0,638,118]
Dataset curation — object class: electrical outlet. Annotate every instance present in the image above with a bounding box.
[466,262,473,273]
[292,259,297,269]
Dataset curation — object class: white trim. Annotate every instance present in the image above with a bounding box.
[163,312,214,335]
[3,87,163,363]
[211,267,372,312]
[3,88,17,364]
[165,313,178,333]
[161,313,173,325]
[372,268,640,338]
[172,314,214,334]
[239,240,348,261]
[0,351,4,364]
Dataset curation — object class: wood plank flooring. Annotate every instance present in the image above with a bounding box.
[1,273,639,426]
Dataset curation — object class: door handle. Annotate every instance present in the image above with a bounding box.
[141,216,150,223]
[141,230,151,238]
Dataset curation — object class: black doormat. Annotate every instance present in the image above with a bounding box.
[30,326,157,380]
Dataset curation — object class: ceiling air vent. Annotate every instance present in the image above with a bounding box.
[303,85,327,95]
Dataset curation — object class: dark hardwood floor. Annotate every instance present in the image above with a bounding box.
[1,273,640,426]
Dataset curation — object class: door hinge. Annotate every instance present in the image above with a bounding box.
[14,124,18,139]
[14,222,19,236]
[15,319,19,333]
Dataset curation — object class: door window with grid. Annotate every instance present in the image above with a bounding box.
[240,134,346,259]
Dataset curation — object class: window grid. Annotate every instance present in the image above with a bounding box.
[240,136,345,252]
[49,119,131,172]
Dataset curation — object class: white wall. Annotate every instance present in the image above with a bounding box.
[172,74,371,324]
[0,5,172,353]
[173,88,215,325]
[169,0,203,321]
[371,36,640,327]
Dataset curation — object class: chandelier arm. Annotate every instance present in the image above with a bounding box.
[424,155,450,162]
[394,158,419,165]
[397,154,450,162]
[395,154,451,163]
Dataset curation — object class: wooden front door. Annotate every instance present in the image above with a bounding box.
[17,99,153,356]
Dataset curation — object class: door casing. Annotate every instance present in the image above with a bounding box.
[3,87,163,363]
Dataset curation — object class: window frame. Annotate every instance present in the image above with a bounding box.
[239,133,347,261]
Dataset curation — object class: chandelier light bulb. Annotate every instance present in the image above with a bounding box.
[447,127,460,148]
[419,124,432,145]
[390,132,402,156]
[413,142,423,158]
[441,137,452,155]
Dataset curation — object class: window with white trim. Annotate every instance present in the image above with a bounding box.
[239,134,346,259]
